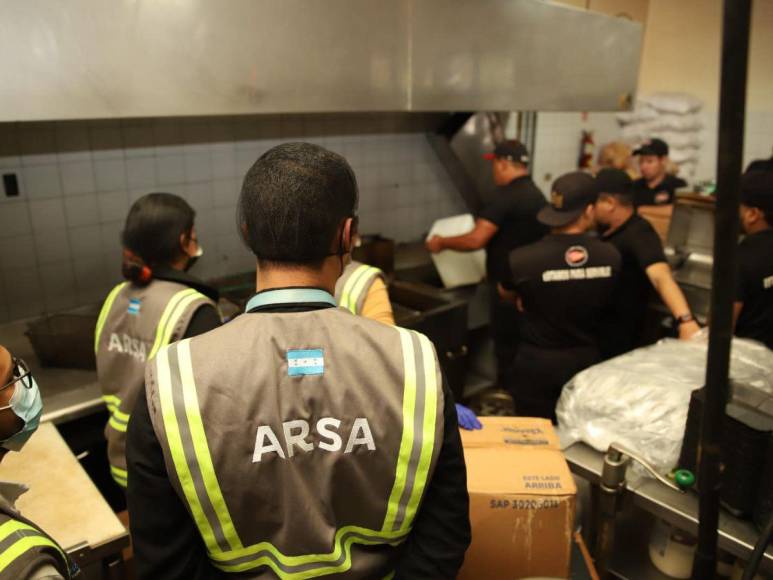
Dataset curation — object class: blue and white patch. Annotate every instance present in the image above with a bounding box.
[287,349,324,377]
[127,298,141,316]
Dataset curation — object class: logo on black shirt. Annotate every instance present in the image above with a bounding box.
[655,191,670,204]
[565,246,589,267]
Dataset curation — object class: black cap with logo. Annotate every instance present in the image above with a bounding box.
[595,168,633,197]
[633,138,669,157]
[740,168,773,211]
[483,140,530,165]
[537,171,598,227]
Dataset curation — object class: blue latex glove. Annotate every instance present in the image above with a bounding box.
[456,404,482,430]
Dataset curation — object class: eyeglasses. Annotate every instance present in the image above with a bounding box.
[0,356,32,395]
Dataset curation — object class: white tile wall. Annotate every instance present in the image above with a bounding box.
[0,113,461,322]
[531,110,773,193]
[697,110,773,181]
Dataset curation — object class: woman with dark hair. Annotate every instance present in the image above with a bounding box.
[94,192,220,491]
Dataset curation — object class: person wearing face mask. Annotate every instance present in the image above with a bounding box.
[125,143,470,580]
[734,169,773,349]
[95,193,221,491]
[0,345,78,579]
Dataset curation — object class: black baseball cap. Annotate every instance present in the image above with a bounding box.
[483,140,530,165]
[595,168,633,196]
[740,169,773,211]
[633,138,669,157]
[537,171,598,227]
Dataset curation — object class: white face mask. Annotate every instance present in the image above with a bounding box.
[0,374,43,452]
[185,244,204,272]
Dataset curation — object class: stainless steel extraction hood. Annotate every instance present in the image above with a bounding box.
[0,0,642,122]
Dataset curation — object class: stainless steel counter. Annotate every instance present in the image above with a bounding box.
[0,320,104,424]
[565,442,773,573]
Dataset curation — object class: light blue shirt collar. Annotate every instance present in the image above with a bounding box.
[246,288,336,311]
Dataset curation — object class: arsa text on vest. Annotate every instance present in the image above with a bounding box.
[108,332,152,363]
[253,418,375,462]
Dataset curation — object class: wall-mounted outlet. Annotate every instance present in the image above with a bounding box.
[3,173,19,197]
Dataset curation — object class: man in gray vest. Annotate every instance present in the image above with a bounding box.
[126,142,471,579]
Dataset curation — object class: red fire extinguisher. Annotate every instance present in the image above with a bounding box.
[578,130,595,170]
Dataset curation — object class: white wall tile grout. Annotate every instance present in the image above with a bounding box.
[0,114,458,321]
[4,111,769,323]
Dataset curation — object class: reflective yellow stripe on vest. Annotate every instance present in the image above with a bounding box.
[154,327,439,578]
[94,282,128,353]
[102,288,207,488]
[103,394,130,431]
[149,288,205,359]
[110,465,128,488]
[0,520,66,573]
[382,329,438,532]
[339,265,379,314]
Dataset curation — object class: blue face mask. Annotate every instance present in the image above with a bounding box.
[0,375,43,452]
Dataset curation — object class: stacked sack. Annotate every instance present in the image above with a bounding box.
[617,92,704,178]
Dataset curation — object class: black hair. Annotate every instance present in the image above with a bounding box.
[238,142,359,268]
[121,193,195,283]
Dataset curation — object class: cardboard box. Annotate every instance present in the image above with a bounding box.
[458,417,577,580]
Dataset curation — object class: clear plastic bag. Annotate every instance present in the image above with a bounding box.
[557,335,773,477]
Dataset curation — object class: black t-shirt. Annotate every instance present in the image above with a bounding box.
[598,214,668,358]
[746,157,773,173]
[504,233,621,349]
[735,229,773,349]
[632,174,687,207]
[478,176,547,283]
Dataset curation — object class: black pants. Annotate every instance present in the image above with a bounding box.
[489,283,521,386]
[506,343,599,423]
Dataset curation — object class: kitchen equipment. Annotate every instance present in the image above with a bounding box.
[26,314,98,369]
[0,0,642,122]
[389,280,468,401]
[0,422,130,573]
[665,194,717,322]
[679,388,773,518]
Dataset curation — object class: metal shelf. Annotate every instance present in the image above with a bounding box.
[565,442,773,575]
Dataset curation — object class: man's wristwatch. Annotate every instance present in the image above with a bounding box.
[676,313,695,325]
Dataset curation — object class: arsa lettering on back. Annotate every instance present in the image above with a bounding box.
[253,418,375,462]
[107,332,150,363]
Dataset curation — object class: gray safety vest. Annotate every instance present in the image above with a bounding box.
[0,507,73,579]
[334,261,386,317]
[146,288,443,578]
[95,280,216,488]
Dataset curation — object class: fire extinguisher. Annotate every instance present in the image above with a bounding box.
[578,130,595,170]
